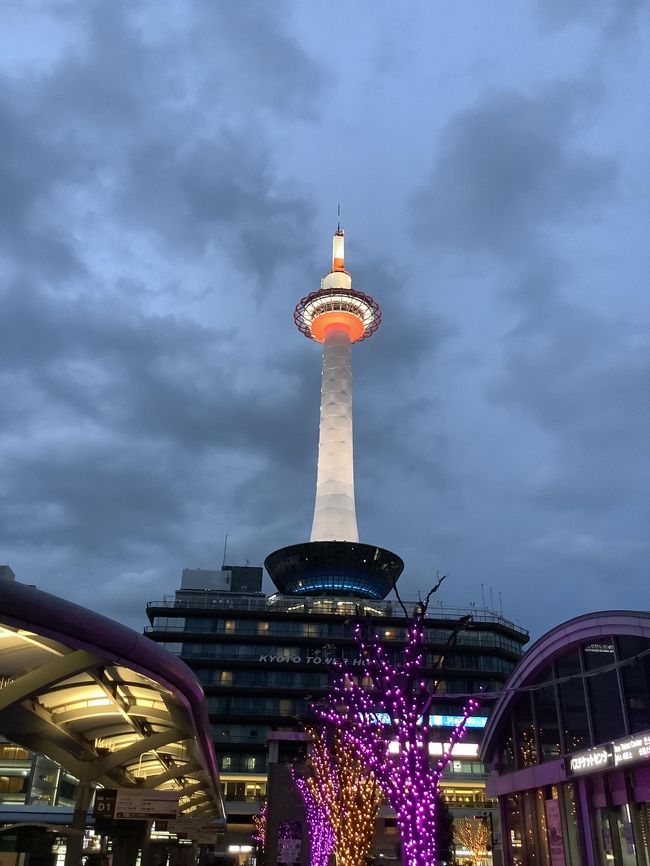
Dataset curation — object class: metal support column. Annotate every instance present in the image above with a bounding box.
[64,781,92,866]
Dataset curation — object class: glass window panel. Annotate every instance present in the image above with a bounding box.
[582,638,624,743]
[534,789,551,866]
[513,695,537,769]
[559,783,582,866]
[557,650,590,752]
[618,635,650,734]
[586,669,624,743]
[612,804,638,866]
[500,730,516,771]
[534,684,562,762]
[595,808,615,863]
[582,639,615,671]
[521,791,543,864]
[506,793,524,866]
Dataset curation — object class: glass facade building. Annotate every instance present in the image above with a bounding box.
[480,611,650,866]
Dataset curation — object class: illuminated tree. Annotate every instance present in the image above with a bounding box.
[252,802,268,857]
[313,578,478,866]
[454,817,490,864]
[295,728,383,866]
[292,766,336,866]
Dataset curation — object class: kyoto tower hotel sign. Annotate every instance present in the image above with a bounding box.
[265,230,403,600]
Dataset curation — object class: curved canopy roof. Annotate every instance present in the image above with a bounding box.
[0,576,224,823]
[479,610,650,763]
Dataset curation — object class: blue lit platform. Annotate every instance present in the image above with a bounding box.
[264,540,404,600]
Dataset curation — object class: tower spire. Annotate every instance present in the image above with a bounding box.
[332,224,345,273]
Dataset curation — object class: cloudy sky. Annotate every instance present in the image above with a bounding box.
[1,1,648,640]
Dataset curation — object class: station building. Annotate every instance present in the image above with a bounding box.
[480,610,650,866]
[0,570,224,866]
[145,563,529,861]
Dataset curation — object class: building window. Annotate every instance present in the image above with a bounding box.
[0,744,29,761]
[582,640,624,744]
[0,775,28,794]
[513,694,537,769]
[618,635,650,734]
[221,756,232,770]
[245,783,264,801]
[499,731,516,771]
[557,649,590,753]
[534,681,562,763]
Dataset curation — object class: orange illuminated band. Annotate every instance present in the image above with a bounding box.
[294,288,381,344]
[310,311,365,343]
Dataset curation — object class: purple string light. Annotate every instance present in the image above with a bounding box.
[292,767,336,866]
[313,614,479,866]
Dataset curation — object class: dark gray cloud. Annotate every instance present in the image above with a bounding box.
[537,0,643,34]
[411,83,617,261]
[1,1,647,640]
[489,299,649,512]
[0,0,327,619]
[407,64,648,629]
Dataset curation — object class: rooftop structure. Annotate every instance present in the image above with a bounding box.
[265,228,403,599]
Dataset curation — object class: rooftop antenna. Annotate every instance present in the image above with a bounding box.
[337,203,341,233]
[222,533,229,568]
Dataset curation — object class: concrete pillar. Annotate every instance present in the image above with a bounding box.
[64,781,92,866]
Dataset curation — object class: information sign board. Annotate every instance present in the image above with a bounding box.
[93,788,179,821]
[613,732,650,767]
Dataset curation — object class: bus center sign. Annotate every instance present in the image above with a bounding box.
[566,730,650,776]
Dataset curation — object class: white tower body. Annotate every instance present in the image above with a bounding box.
[265,227,402,600]
[293,229,381,544]
[311,324,358,542]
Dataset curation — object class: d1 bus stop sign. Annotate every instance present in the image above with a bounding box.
[94,788,180,821]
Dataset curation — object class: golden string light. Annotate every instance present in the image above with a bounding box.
[300,727,383,866]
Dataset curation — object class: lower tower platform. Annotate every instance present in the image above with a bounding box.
[264,541,404,600]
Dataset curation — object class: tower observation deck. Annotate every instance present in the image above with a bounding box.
[265,229,403,599]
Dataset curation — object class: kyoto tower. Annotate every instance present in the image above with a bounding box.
[265,228,403,599]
